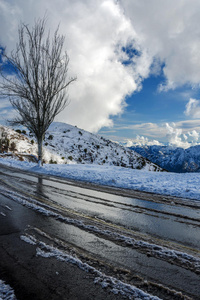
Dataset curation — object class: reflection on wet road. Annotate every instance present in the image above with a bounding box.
[0,164,200,299]
[0,166,200,250]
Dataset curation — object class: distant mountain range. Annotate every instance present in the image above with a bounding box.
[0,122,163,172]
[130,145,200,172]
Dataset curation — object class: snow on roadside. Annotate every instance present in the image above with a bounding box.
[21,234,160,300]
[0,157,200,201]
[4,188,199,272]
[0,280,17,300]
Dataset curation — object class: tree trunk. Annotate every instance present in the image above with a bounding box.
[37,137,43,167]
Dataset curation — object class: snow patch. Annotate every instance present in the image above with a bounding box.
[0,280,17,300]
[20,235,37,245]
[0,158,199,201]
[21,236,160,300]
[5,205,12,211]
[2,187,198,273]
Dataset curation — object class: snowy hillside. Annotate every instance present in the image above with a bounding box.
[0,125,66,164]
[130,144,200,173]
[0,123,163,171]
[43,122,163,171]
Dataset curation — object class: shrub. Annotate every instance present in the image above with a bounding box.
[68,156,73,161]
[0,137,9,153]
[49,159,57,164]
[10,141,16,152]
[22,130,26,135]
[2,138,10,152]
[15,129,21,134]
[31,140,35,145]
[48,135,53,140]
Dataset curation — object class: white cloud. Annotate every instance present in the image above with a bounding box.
[176,119,200,131]
[1,1,200,133]
[185,98,200,118]
[183,134,188,141]
[164,123,200,148]
[126,135,163,147]
[165,123,185,147]
[121,122,167,138]
[188,129,199,141]
[120,0,200,90]
[0,0,142,133]
[124,121,200,148]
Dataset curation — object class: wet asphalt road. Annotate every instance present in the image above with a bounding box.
[0,164,200,299]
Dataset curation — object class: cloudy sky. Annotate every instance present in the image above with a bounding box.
[1,0,200,148]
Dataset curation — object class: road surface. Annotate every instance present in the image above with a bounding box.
[0,164,200,299]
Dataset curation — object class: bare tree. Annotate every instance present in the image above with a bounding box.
[0,18,76,165]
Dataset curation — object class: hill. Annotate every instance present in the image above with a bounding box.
[0,122,163,171]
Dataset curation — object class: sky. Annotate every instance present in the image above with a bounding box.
[1,0,200,148]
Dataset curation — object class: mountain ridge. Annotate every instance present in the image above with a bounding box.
[130,144,200,173]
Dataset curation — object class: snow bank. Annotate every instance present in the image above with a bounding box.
[0,280,17,300]
[0,158,200,200]
[20,234,160,300]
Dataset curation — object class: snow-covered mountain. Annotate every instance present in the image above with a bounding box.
[130,144,200,173]
[0,122,163,171]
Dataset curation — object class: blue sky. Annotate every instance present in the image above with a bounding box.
[99,74,200,145]
[1,0,200,148]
